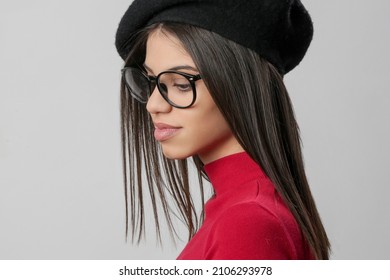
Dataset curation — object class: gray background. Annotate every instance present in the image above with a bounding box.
[0,0,389,259]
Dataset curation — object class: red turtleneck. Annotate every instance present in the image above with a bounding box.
[177,152,314,260]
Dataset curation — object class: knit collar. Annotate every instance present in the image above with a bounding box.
[203,152,267,196]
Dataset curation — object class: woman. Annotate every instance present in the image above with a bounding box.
[115,0,330,259]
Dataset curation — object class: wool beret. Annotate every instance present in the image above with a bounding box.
[115,0,313,74]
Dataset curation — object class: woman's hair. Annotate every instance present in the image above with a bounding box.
[121,23,330,259]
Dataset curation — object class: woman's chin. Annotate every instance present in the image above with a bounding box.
[160,146,193,161]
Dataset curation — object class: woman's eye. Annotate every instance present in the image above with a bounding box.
[174,82,191,91]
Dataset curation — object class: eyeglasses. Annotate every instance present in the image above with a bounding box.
[121,67,202,109]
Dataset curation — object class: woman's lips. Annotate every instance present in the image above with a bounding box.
[153,123,181,141]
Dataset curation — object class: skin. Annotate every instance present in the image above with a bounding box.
[145,29,244,164]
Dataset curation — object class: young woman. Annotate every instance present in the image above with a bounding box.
[115,0,330,259]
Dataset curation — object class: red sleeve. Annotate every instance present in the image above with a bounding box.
[204,202,296,259]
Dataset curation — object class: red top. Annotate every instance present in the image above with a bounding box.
[177,152,314,260]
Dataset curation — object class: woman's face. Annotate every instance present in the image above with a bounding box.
[145,29,243,164]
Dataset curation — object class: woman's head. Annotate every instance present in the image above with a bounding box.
[123,23,286,163]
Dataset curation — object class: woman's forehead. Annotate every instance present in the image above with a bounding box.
[145,29,195,72]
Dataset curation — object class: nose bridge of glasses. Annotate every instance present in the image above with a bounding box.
[146,80,173,112]
[148,75,170,107]
[147,75,158,94]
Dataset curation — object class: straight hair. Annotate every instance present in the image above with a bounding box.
[121,23,330,259]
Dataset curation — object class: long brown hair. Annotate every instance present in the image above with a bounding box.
[120,23,330,259]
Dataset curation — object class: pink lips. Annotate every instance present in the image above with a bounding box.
[153,123,181,141]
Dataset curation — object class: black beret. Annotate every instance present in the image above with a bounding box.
[115,0,313,74]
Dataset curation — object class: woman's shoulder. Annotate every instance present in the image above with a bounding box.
[205,201,298,259]
[205,188,304,259]
[212,200,293,238]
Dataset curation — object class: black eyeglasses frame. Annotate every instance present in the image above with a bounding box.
[121,67,202,109]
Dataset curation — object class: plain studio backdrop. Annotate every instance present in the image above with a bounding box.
[1,0,389,260]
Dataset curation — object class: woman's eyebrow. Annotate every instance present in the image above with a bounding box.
[168,65,198,72]
[143,63,198,73]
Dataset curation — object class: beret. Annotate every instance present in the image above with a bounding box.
[115,0,313,74]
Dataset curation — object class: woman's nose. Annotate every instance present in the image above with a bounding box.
[146,86,172,114]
